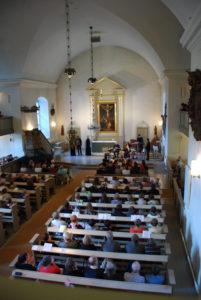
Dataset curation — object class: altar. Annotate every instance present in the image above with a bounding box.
[92,140,116,153]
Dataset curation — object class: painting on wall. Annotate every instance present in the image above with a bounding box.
[98,102,116,132]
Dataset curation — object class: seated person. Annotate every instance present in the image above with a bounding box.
[136,193,146,205]
[63,257,83,276]
[125,234,145,254]
[84,256,102,279]
[57,232,80,248]
[129,219,146,234]
[60,201,72,213]
[149,186,160,195]
[147,197,160,205]
[126,206,138,217]
[14,252,36,271]
[39,255,61,274]
[84,202,97,215]
[102,259,122,280]
[82,219,97,230]
[130,178,139,187]
[112,204,125,216]
[131,161,140,174]
[139,160,148,174]
[68,215,83,229]
[145,238,161,255]
[124,261,145,283]
[145,264,165,284]
[101,219,113,231]
[51,211,67,228]
[40,232,57,247]
[80,235,97,250]
[102,231,121,252]
[147,206,161,219]
[124,194,134,204]
[74,192,81,202]
[98,192,109,204]
[111,193,122,205]
[148,218,162,234]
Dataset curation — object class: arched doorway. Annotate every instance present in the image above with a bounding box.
[36,97,50,139]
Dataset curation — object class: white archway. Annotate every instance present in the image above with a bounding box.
[36,97,50,139]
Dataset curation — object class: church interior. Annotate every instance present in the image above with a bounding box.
[1,0,201,299]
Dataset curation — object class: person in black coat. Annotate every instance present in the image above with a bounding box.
[85,136,91,156]
[145,138,151,160]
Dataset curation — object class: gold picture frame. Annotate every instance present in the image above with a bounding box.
[97,102,117,132]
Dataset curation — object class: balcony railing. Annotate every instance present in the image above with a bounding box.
[179,111,189,137]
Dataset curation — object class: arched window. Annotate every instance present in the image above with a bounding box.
[36,97,50,139]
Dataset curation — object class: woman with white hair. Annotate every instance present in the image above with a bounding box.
[84,256,102,278]
[124,261,145,283]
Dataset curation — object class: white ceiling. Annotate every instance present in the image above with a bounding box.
[0,0,200,83]
[162,0,200,28]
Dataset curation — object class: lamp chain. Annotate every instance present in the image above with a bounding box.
[65,0,71,69]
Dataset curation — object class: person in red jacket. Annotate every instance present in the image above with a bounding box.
[39,255,61,274]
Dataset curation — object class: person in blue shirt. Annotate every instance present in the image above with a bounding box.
[145,264,165,284]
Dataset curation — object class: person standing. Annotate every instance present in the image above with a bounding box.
[145,138,151,160]
[137,134,144,153]
[85,136,91,156]
[75,135,82,155]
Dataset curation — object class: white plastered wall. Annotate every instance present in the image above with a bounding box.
[0,86,24,158]
[56,46,162,145]
[180,3,201,292]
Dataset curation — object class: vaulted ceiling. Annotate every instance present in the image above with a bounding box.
[0,0,200,83]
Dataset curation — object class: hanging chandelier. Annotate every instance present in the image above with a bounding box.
[88,26,97,84]
[64,0,76,80]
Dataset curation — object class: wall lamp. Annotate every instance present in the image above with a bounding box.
[191,160,201,178]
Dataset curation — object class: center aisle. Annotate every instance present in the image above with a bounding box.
[0,170,96,276]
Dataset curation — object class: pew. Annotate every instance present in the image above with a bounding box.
[0,203,20,231]
[46,228,170,254]
[67,200,165,216]
[7,187,41,210]
[78,191,162,201]
[0,195,32,220]
[11,269,174,294]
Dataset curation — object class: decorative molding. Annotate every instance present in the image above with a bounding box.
[0,78,57,89]
[180,3,201,51]
[163,69,188,79]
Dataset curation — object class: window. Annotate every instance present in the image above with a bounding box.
[36,97,50,139]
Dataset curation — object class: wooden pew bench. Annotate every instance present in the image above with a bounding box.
[67,200,165,217]
[59,212,165,225]
[86,175,159,183]
[31,245,169,271]
[9,172,56,195]
[11,268,174,294]
[0,203,20,231]
[13,181,50,202]
[7,187,41,210]
[46,213,168,234]
[45,228,170,254]
[77,191,162,202]
[0,195,32,220]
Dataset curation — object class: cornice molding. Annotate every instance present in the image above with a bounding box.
[180,3,201,51]
[0,78,57,89]
[163,69,188,79]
